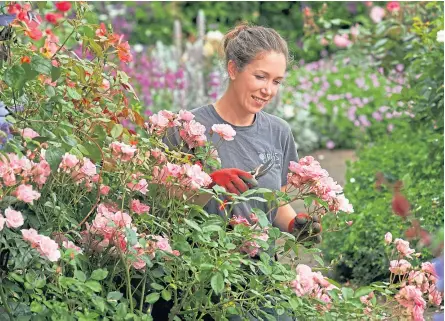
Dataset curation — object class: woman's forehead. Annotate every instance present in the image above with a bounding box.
[246,52,286,77]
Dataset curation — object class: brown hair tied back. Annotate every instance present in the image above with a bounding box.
[221,22,290,73]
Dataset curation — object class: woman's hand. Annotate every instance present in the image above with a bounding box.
[209,168,258,195]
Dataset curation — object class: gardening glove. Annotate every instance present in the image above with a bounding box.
[209,168,258,195]
[288,213,322,246]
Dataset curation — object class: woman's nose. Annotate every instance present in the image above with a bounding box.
[261,84,272,96]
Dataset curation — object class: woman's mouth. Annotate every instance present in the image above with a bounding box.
[252,95,268,107]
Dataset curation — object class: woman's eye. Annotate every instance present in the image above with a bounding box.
[274,80,282,85]
[255,75,265,80]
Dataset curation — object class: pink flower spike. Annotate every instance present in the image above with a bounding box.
[4,207,24,228]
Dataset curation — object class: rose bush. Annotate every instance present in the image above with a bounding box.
[0,2,441,320]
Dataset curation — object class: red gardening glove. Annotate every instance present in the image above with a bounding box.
[288,213,322,246]
[209,168,258,195]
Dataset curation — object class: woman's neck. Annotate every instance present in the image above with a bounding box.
[214,90,255,127]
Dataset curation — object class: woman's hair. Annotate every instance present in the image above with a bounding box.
[221,22,290,72]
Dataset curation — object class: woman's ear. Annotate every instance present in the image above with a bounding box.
[227,60,237,80]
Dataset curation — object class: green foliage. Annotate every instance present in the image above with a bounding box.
[322,123,444,285]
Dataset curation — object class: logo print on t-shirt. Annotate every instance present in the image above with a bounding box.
[258,152,280,164]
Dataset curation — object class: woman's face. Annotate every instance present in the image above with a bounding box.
[229,51,286,114]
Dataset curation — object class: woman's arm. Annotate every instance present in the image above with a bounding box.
[273,186,297,232]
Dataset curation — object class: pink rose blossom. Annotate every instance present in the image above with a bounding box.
[211,124,236,141]
[21,228,40,247]
[37,235,61,262]
[21,128,39,139]
[62,240,83,254]
[80,158,97,177]
[370,6,385,23]
[60,153,79,170]
[130,199,151,215]
[178,110,195,122]
[394,238,415,258]
[127,178,148,195]
[389,259,412,275]
[100,185,110,195]
[4,207,24,228]
[15,184,41,203]
[333,34,352,48]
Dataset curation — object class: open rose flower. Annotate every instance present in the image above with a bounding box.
[4,207,24,228]
[211,124,236,141]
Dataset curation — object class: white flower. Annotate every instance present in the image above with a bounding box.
[206,30,224,42]
[437,30,444,43]
[283,105,295,118]
[133,44,144,53]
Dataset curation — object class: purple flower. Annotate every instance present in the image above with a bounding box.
[387,123,394,132]
[372,111,383,121]
[326,140,335,149]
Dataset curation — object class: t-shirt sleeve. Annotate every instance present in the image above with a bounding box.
[162,127,182,149]
[281,126,299,187]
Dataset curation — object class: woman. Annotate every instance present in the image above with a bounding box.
[159,23,318,320]
[182,24,317,239]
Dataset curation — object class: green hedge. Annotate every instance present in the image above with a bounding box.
[322,123,444,285]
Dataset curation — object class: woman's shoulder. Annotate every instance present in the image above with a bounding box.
[189,104,213,116]
[259,110,292,133]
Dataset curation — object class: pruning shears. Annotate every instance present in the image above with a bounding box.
[249,158,274,179]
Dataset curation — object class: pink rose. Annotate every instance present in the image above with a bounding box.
[333,34,352,48]
[4,207,24,228]
[345,220,353,226]
[21,128,39,139]
[130,199,151,215]
[385,232,393,245]
[211,124,236,141]
[127,178,148,195]
[60,153,79,170]
[15,184,41,203]
[21,228,40,246]
[370,6,385,23]
[62,240,83,254]
[100,185,110,195]
[394,238,415,258]
[389,259,411,275]
[37,235,61,262]
[80,158,97,177]
[178,110,195,122]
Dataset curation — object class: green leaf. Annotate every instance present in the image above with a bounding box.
[85,280,102,292]
[252,208,269,228]
[111,124,124,138]
[354,286,374,298]
[150,283,164,291]
[31,55,52,75]
[161,289,172,301]
[184,218,202,232]
[67,87,82,100]
[341,287,354,301]
[51,66,61,82]
[45,85,56,97]
[89,39,104,57]
[145,292,160,304]
[4,65,26,89]
[74,270,87,282]
[313,254,325,267]
[211,272,224,294]
[91,269,109,281]
[107,291,123,302]
[45,147,65,172]
[30,301,43,313]
[203,225,222,233]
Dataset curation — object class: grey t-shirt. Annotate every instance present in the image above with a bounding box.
[168,104,298,223]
